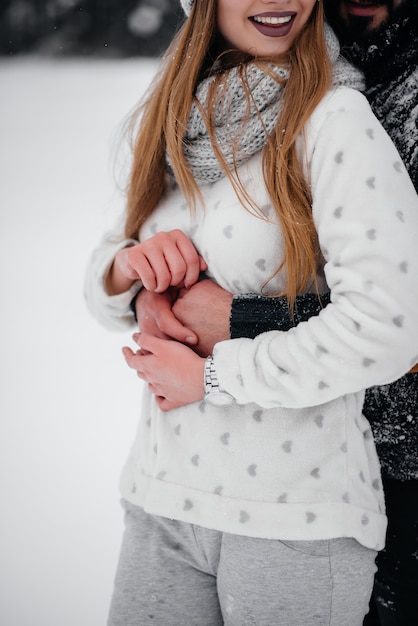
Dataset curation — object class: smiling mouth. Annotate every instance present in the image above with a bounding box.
[249,12,296,38]
[345,0,385,5]
[343,0,386,15]
[252,15,293,25]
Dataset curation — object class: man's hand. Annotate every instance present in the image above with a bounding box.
[135,288,199,346]
[122,333,205,412]
[172,280,233,357]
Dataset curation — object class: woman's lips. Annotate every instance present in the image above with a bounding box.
[250,12,296,38]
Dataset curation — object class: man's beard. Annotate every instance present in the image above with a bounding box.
[325,0,398,45]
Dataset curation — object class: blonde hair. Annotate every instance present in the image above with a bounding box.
[124,0,332,305]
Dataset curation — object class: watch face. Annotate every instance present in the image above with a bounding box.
[205,391,235,407]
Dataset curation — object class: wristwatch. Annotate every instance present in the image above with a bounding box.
[204,356,235,407]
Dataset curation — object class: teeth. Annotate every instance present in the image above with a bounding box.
[253,15,292,25]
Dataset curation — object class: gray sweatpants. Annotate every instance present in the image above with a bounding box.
[108,500,377,626]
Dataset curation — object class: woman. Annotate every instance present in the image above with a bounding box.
[85,1,418,623]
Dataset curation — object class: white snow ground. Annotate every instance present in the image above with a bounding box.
[0,56,158,626]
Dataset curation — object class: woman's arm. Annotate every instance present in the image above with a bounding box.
[84,216,141,331]
[85,219,207,331]
[212,91,418,408]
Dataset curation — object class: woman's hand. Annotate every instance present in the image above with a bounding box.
[122,333,205,412]
[109,230,207,295]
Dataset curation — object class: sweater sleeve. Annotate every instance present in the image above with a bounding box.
[230,292,331,338]
[214,89,418,409]
[83,215,141,332]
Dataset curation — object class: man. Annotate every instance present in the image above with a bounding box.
[324,4,418,623]
[326,0,417,189]
[134,1,418,623]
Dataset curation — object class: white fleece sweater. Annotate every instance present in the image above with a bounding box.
[85,87,418,550]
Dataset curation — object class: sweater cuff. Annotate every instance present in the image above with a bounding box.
[230,292,331,339]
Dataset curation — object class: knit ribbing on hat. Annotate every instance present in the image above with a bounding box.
[180,0,194,16]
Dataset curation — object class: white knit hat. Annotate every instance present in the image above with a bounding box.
[180,0,194,16]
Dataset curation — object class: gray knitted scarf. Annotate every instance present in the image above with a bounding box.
[173,26,364,185]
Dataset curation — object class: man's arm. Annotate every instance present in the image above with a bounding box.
[229,292,331,338]
[133,278,329,356]
[157,279,330,354]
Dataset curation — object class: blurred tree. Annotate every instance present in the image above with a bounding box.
[0,0,184,56]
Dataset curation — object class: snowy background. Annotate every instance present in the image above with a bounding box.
[1,0,182,57]
[1,56,158,626]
